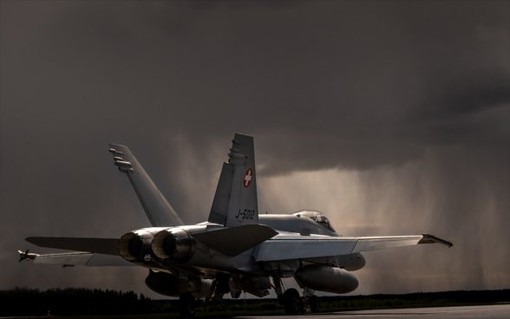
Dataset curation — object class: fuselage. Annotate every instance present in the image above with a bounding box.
[120,210,365,282]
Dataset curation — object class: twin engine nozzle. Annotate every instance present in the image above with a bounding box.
[118,227,196,263]
[152,228,196,262]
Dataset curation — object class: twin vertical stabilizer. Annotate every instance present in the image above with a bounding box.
[208,134,259,227]
[108,133,258,229]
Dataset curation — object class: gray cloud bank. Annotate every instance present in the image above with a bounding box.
[1,1,509,295]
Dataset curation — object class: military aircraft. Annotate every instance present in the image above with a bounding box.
[20,133,452,317]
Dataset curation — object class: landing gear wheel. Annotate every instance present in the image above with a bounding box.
[179,293,197,318]
[282,288,305,314]
[309,295,320,313]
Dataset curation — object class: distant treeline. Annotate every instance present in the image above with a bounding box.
[0,288,157,316]
[1,288,510,316]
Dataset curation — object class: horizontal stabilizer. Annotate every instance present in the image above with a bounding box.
[26,237,119,255]
[194,225,278,256]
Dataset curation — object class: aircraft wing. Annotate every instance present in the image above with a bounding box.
[253,233,452,262]
[26,237,119,255]
[352,233,453,252]
[18,250,132,267]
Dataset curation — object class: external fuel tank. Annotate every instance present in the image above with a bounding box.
[295,264,359,294]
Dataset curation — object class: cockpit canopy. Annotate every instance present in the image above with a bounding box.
[293,210,336,233]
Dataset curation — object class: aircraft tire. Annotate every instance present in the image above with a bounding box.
[309,295,320,313]
[282,288,305,314]
[179,293,197,318]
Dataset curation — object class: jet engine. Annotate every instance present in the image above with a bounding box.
[151,228,196,262]
[295,265,358,294]
[118,230,155,262]
[145,271,210,297]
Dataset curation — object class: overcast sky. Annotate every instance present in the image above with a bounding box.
[1,1,509,296]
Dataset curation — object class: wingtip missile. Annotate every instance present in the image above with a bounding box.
[18,249,38,262]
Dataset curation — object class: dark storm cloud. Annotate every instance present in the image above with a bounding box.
[1,1,509,294]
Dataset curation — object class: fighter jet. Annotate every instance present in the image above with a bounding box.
[20,133,452,317]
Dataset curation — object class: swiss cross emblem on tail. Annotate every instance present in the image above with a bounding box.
[243,168,253,187]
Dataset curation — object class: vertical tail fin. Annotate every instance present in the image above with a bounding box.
[108,144,183,227]
[208,134,259,227]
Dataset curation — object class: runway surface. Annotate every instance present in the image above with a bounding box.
[239,304,510,319]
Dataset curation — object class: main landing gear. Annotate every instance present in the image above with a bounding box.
[273,276,319,314]
[178,293,197,319]
[281,288,305,314]
[178,276,321,317]
[308,295,320,313]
